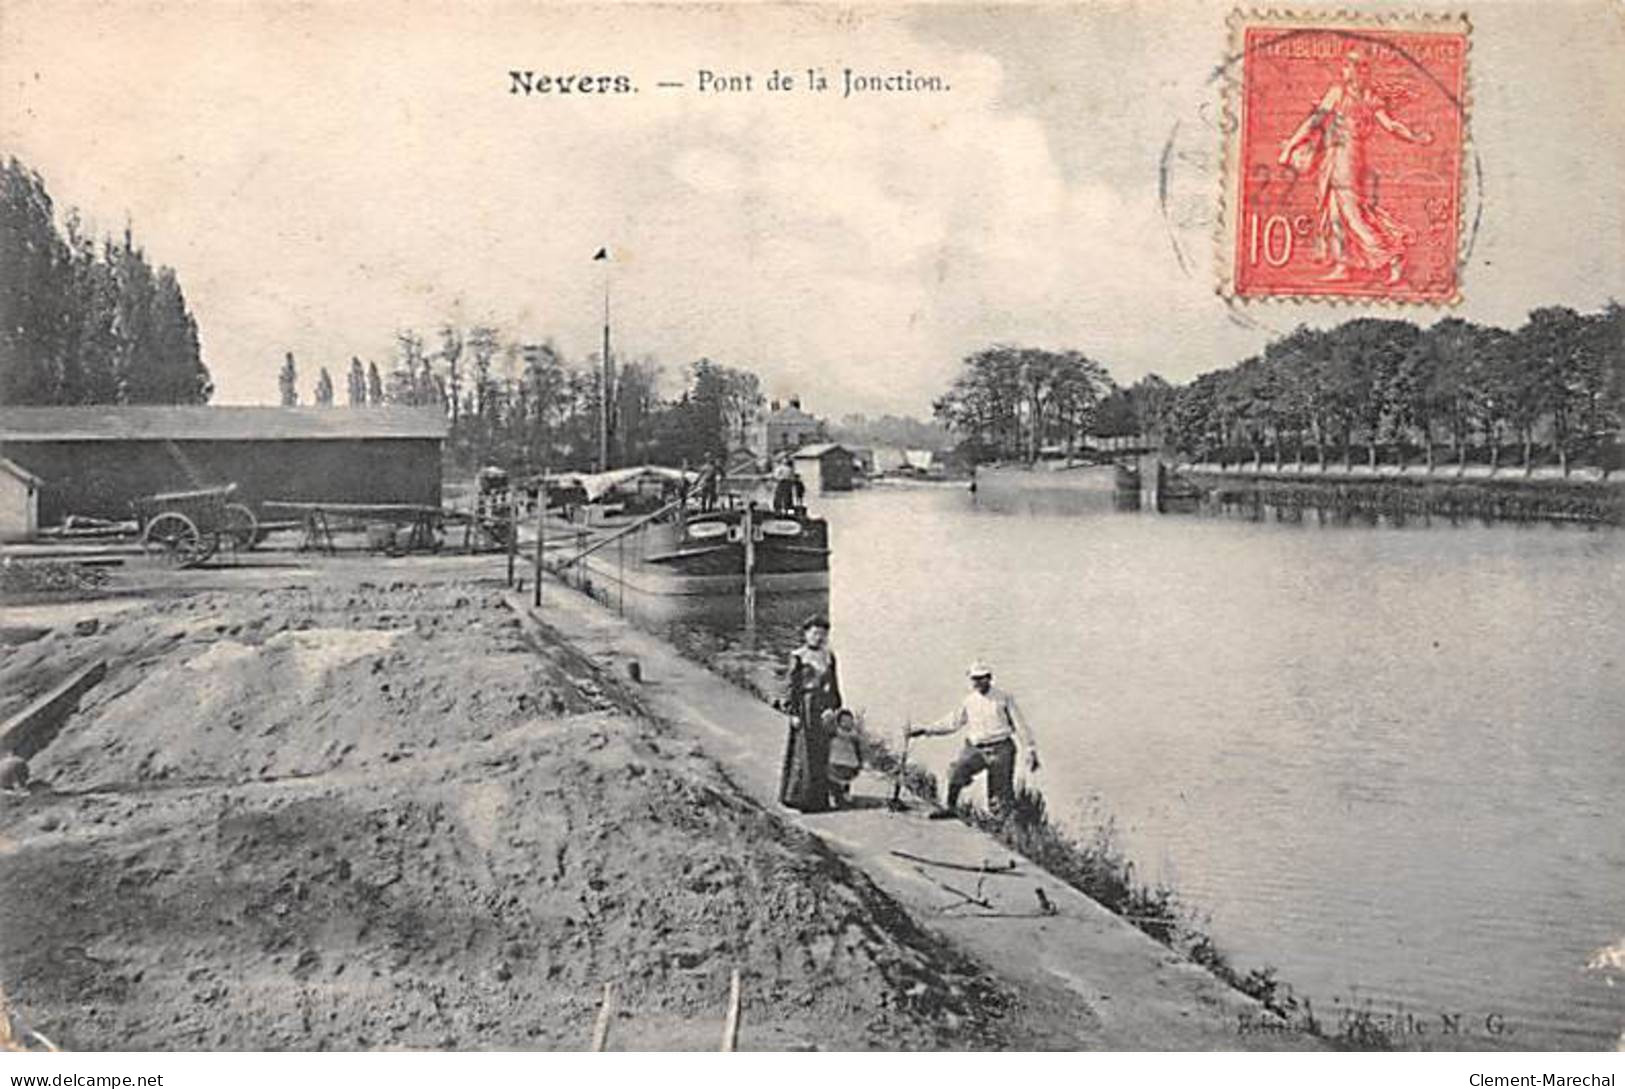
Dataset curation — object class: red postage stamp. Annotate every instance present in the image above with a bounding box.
[1222,13,1469,303]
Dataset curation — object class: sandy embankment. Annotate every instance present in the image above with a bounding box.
[0,583,1035,1050]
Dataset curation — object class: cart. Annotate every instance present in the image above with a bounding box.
[133,483,259,567]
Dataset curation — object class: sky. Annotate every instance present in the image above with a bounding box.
[2,0,1622,415]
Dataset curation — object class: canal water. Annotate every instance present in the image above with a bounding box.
[644,482,1625,1050]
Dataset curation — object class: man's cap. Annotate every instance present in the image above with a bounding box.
[967,660,993,678]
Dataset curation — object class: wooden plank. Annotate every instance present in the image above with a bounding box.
[0,660,107,760]
[720,969,742,1052]
[261,501,445,517]
[589,982,616,1051]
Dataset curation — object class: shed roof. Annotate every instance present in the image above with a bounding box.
[0,455,44,486]
[0,405,448,442]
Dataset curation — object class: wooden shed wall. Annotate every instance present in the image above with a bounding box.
[0,438,442,525]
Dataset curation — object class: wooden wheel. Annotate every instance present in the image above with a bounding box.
[223,502,259,551]
[142,512,207,567]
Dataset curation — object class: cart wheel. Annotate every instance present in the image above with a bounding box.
[142,512,206,567]
[223,503,259,551]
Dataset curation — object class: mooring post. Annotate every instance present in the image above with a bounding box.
[589,981,616,1051]
[720,968,742,1051]
[533,481,546,608]
[742,502,757,631]
[505,503,517,587]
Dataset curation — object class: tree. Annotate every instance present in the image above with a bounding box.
[1324,318,1420,469]
[0,158,73,405]
[347,357,367,406]
[467,325,500,421]
[1412,318,1494,473]
[1,159,213,408]
[61,209,120,404]
[1166,371,1225,463]
[141,266,211,403]
[1127,375,1175,446]
[934,346,1111,461]
[439,325,464,425]
[314,366,334,406]
[1518,306,1604,476]
[278,352,298,406]
[366,361,383,405]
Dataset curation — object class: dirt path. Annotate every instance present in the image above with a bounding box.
[0,579,1069,1049]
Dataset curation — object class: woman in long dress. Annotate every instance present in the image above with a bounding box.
[777,615,842,812]
[1277,48,1434,284]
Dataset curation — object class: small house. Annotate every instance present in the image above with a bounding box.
[792,442,854,494]
[0,456,43,541]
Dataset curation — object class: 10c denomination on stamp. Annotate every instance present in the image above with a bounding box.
[1222,12,1469,303]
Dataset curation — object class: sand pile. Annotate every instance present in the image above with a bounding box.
[0,583,1020,1050]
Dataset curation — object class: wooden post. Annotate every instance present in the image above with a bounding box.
[590,981,616,1051]
[720,969,742,1052]
[1,660,107,760]
[505,502,517,587]
[616,534,625,616]
[742,502,757,630]
[532,481,546,608]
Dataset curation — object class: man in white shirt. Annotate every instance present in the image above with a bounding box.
[909,661,1040,818]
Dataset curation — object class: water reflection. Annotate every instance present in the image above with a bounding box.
[625,484,1625,1051]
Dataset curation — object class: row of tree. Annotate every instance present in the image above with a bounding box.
[0,158,212,406]
[1158,308,1624,473]
[281,328,764,474]
[933,307,1625,475]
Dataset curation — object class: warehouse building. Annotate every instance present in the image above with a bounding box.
[0,406,447,529]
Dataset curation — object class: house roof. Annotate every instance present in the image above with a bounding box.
[793,442,848,459]
[0,405,448,442]
[0,456,43,486]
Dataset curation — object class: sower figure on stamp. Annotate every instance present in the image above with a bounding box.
[776,615,842,813]
[1277,48,1434,285]
[910,661,1039,819]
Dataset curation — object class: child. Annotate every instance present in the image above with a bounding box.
[826,708,862,808]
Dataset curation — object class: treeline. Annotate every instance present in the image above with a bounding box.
[934,307,1625,475]
[1162,309,1624,474]
[283,328,763,474]
[0,158,212,406]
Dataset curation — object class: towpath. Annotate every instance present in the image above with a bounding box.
[506,581,1324,1050]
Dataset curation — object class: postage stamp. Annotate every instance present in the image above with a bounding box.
[1221,11,1470,303]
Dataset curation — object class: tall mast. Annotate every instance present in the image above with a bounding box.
[600,258,612,472]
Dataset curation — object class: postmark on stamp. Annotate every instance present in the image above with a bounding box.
[1221,12,1469,303]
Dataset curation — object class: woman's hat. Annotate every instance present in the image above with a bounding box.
[802,615,830,631]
